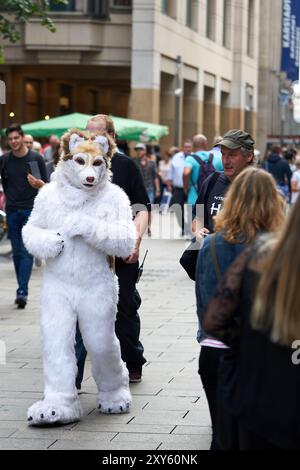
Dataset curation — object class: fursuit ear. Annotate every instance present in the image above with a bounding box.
[94,135,109,154]
[69,133,85,152]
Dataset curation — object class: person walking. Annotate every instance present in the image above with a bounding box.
[183,134,223,207]
[134,143,160,205]
[196,168,285,450]
[203,193,300,450]
[75,115,150,386]
[291,156,300,205]
[263,144,292,202]
[0,124,47,308]
[167,140,193,237]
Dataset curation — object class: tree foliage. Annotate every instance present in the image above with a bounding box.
[0,0,68,44]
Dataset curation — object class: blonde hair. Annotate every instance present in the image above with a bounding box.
[252,195,300,345]
[295,156,300,169]
[214,167,285,243]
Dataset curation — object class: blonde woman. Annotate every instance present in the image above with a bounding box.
[203,194,300,449]
[196,167,285,450]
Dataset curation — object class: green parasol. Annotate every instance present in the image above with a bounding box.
[4,112,169,141]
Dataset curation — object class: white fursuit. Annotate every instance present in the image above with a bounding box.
[22,131,136,425]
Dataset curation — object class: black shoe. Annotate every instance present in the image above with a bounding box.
[15,295,27,309]
[129,371,142,383]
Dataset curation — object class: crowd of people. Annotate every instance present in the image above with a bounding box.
[0,118,300,449]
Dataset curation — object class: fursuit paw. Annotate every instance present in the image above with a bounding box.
[27,398,82,426]
[46,232,64,259]
[97,388,132,414]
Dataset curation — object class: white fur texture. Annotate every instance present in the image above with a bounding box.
[22,157,136,426]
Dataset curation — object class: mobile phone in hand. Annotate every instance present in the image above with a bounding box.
[26,161,41,180]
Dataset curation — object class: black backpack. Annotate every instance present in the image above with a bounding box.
[192,153,215,194]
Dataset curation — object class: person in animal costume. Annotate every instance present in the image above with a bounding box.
[22,129,136,425]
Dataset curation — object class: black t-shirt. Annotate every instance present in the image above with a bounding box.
[0,150,47,211]
[192,172,230,232]
[111,151,151,214]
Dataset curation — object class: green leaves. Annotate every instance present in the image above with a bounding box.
[0,0,69,43]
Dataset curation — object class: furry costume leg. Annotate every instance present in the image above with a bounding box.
[78,292,132,414]
[27,284,82,425]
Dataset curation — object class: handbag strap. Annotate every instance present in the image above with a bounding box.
[210,234,222,282]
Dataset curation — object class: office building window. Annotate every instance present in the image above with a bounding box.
[206,0,216,41]
[247,0,255,57]
[49,0,75,11]
[59,84,73,115]
[111,0,131,6]
[223,0,231,49]
[185,0,198,31]
[25,79,41,122]
[161,0,177,19]
[186,0,192,28]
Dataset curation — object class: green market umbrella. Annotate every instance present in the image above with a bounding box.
[8,112,168,141]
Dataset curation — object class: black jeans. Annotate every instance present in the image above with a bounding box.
[75,258,146,389]
[238,422,279,450]
[198,346,226,450]
[171,188,187,235]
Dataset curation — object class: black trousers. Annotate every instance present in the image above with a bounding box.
[75,258,146,389]
[171,188,186,235]
[198,346,226,450]
[114,258,146,371]
[238,422,279,450]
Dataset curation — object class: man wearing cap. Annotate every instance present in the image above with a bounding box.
[192,129,255,238]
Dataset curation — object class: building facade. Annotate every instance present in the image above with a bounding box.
[0,0,261,149]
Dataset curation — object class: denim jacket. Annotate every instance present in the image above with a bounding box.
[195,232,246,343]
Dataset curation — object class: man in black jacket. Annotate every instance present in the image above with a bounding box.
[75,115,150,385]
[0,124,47,308]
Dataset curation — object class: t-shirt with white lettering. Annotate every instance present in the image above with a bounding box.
[192,172,230,233]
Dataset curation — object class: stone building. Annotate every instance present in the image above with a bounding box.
[0,0,260,148]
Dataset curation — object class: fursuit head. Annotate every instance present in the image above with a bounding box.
[22,129,136,426]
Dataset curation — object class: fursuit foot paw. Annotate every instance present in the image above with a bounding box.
[97,388,132,414]
[27,398,82,426]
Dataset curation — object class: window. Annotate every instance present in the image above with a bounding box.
[185,0,198,31]
[87,0,110,17]
[112,0,131,6]
[206,0,216,41]
[87,90,98,116]
[59,84,73,115]
[49,0,75,11]
[223,0,231,49]
[247,0,255,57]
[110,0,132,11]
[161,0,177,19]
[186,0,192,28]
[25,79,41,122]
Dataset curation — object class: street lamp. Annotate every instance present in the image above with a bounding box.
[174,55,183,147]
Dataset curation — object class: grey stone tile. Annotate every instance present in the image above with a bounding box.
[0,437,56,450]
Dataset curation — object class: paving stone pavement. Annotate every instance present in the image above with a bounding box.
[0,213,211,450]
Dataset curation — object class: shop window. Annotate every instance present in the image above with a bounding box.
[25,79,41,123]
[59,84,73,115]
[87,90,98,116]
